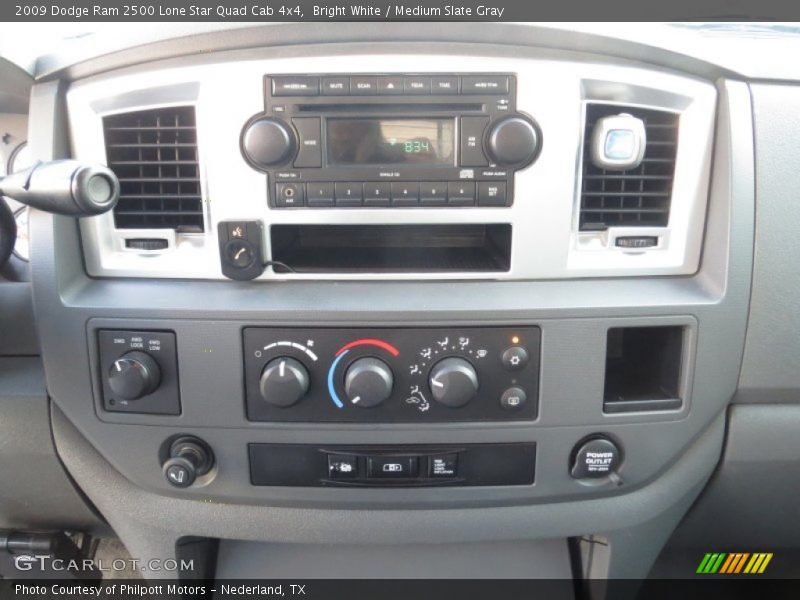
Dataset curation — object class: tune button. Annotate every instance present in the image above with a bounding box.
[485,115,541,169]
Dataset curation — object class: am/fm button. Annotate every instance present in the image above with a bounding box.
[367,456,419,478]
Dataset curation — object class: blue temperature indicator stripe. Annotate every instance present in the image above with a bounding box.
[327,349,349,409]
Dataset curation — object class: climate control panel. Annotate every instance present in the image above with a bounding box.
[243,327,540,422]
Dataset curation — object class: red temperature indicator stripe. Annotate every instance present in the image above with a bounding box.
[335,338,400,357]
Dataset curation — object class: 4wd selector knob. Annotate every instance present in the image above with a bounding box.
[344,357,394,408]
[242,117,296,168]
[486,115,540,168]
[259,357,310,407]
[108,351,161,400]
[429,357,479,408]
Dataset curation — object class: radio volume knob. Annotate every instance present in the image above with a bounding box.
[259,357,310,407]
[429,357,479,408]
[486,115,540,169]
[344,357,394,408]
[242,118,296,168]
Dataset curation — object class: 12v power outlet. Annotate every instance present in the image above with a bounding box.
[570,436,621,479]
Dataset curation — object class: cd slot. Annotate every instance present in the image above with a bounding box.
[296,103,484,113]
[270,224,511,273]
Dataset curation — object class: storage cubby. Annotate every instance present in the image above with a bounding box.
[270,224,511,273]
[603,326,684,413]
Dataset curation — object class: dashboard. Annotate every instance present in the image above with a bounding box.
[5,21,798,587]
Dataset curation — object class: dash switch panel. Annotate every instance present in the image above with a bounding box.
[98,330,180,415]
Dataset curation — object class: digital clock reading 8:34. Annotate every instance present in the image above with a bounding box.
[403,140,431,153]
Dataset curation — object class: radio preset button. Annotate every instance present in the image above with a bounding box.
[377,76,404,95]
[364,182,391,206]
[306,183,335,207]
[420,182,448,206]
[447,182,476,206]
[460,116,490,167]
[391,182,420,206]
[321,76,350,95]
[275,183,305,208]
[335,182,363,206]
[461,75,509,95]
[432,76,459,94]
[404,76,431,95]
[292,118,322,168]
[350,76,378,95]
[478,182,508,206]
[272,76,319,96]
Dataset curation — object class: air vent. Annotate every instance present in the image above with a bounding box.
[104,106,203,232]
[580,104,679,231]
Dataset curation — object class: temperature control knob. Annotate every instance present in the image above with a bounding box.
[259,357,310,407]
[242,118,296,168]
[486,115,540,168]
[429,357,479,408]
[108,351,161,400]
[344,357,394,408]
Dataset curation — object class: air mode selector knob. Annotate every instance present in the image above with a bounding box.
[486,115,540,168]
[108,351,161,400]
[259,357,310,407]
[344,357,394,408]
[429,357,479,408]
[242,118,296,168]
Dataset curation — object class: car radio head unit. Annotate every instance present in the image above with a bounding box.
[240,73,541,209]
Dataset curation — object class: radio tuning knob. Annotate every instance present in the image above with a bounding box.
[242,117,296,168]
[486,115,541,169]
[344,357,394,408]
[259,357,310,407]
[108,351,161,400]
[429,357,479,408]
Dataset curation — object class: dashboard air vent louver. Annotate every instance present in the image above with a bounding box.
[580,104,679,231]
[103,106,203,232]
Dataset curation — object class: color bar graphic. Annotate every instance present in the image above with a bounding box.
[697,552,773,574]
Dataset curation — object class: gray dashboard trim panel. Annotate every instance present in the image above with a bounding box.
[30,77,753,509]
[669,404,800,548]
[0,283,38,356]
[34,24,735,84]
[20,28,755,581]
[0,358,105,533]
[51,402,725,579]
[737,83,800,405]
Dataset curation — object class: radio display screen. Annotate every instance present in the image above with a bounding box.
[326,118,455,166]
